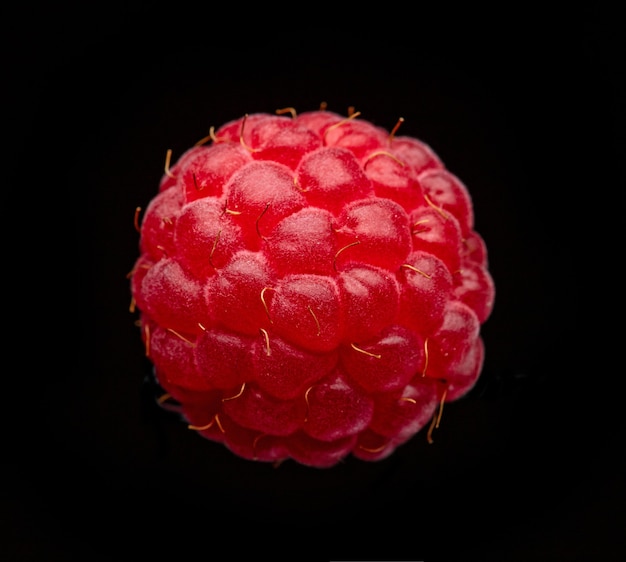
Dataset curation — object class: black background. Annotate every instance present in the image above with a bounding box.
[4,5,624,561]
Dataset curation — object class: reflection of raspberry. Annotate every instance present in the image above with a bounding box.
[129,106,495,468]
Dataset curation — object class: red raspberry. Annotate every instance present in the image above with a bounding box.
[129,106,495,468]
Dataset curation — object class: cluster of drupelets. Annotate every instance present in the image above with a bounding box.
[129,106,495,467]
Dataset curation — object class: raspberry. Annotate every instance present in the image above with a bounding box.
[129,106,495,468]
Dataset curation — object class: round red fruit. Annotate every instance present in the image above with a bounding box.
[129,106,495,467]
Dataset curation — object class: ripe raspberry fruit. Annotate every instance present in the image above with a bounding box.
[129,106,495,468]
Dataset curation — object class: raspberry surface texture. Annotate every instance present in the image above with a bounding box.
[129,107,495,468]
